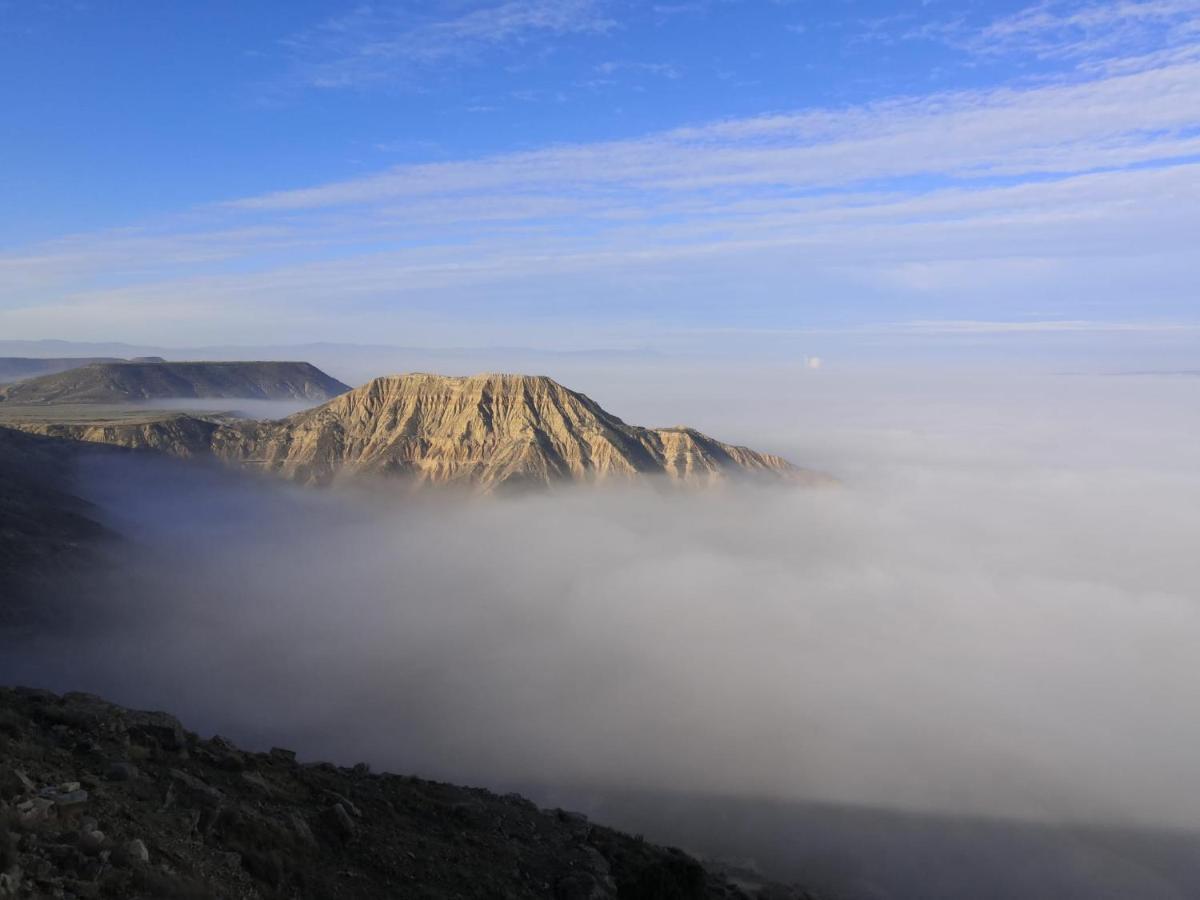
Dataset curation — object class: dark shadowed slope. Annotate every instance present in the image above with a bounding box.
[6,373,828,492]
[0,428,111,621]
[0,362,349,405]
[0,688,816,899]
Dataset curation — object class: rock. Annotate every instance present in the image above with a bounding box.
[323,791,361,818]
[78,831,105,856]
[289,813,318,848]
[582,846,612,877]
[17,797,54,825]
[0,768,34,802]
[63,880,99,899]
[125,710,185,752]
[52,790,89,816]
[556,871,614,900]
[167,769,223,806]
[209,736,246,771]
[0,869,21,897]
[556,809,591,836]
[121,839,149,867]
[240,771,273,798]
[105,761,139,782]
[268,747,296,764]
[0,687,797,899]
[324,804,356,841]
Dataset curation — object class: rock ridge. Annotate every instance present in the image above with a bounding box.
[0,686,818,899]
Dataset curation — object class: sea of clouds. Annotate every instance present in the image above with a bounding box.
[4,365,1199,896]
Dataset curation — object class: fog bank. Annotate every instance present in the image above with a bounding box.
[2,368,1199,892]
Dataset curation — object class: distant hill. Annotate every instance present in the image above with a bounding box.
[9,372,828,492]
[0,361,350,404]
[0,357,124,384]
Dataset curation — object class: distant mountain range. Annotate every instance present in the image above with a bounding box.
[0,361,350,404]
[11,372,824,492]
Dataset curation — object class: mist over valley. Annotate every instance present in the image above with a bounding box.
[3,362,1197,898]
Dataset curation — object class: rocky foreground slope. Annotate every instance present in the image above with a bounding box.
[13,373,826,492]
[0,688,815,899]
[0,362,349,404]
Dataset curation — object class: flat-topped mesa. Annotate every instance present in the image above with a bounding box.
[8,372,830,492]
[0,360,350,404]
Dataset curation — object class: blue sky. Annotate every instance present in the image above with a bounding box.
[2,0,1198,362]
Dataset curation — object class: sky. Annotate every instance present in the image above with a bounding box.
[1,0,1198,365]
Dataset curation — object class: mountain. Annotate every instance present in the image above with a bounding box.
[0,361,349,404]
[9,373,826,492]
[0,358,125,385]
[0,687,813,899]
[227,373,815,489]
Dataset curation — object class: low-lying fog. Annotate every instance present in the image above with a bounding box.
[5,366,1200,898]
[130,397,320,419]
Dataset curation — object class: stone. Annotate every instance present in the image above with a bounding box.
[17,797,54,825]
[323,791,361,818]
[240,771,273,797]
[289,813,317,848]
[324,804,356,841]
[78,830,105,856]
[209,737,246,771]
[64,880,99,899]
[167,769,223,805]
[0,768,34,801]
[0,869,21,897]
[125,710,185,751]
[52,790,89,815]
[105,762,139,782]
[123,839,149,866]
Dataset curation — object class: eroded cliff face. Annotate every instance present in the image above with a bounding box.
[6,374,827,493]
[18,416,226,459]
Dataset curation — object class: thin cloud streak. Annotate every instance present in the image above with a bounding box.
[3,17,1199,348]
[279,0,616,90]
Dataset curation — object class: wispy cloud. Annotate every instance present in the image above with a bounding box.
[4,2,1200,349]
[919,0,1200,69]
[594,60,682,79]
[280,0,617,90]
